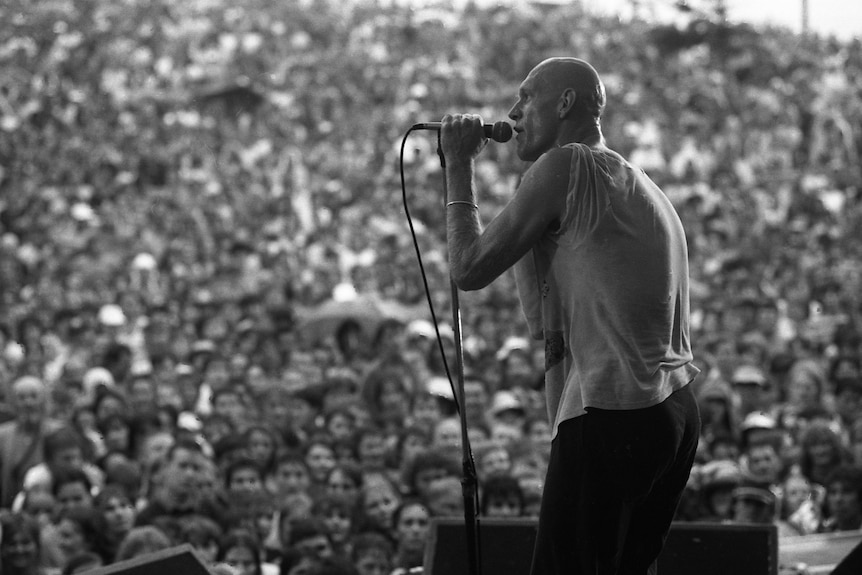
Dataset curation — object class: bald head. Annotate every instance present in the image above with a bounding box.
[531,57,606,122]
[509,56,607,159]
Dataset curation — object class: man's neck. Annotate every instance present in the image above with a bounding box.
[560,123,605,148]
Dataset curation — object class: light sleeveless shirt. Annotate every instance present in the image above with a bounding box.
[514,143,699,437]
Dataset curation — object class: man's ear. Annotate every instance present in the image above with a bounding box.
[558,88,577,118]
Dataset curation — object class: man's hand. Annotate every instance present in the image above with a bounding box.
[440,114,488,165]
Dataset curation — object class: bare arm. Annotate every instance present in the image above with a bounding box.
[441,115,571,291]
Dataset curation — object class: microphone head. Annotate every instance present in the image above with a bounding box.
[490,121,513,143]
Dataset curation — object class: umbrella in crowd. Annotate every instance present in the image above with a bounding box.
[294,293,428,343]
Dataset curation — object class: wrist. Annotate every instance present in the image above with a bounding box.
[446,156,473,174]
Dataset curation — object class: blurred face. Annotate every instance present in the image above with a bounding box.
[2,530,38,570]
[491,424,523,445]
[400,433,429,464]
[433,419,461,450]
[96,396,125,422]
[463,381,488,422]
[747,445,781,481]
[130,378,156,411]
[412,395,442,430]
[74,409,96,431]
[852,421,862,466]
[358,434,387,469]
[783,476,812,514]
[305,444,336,482]
[326,469,359,502]
[247,430,274,466]
[363,483,400,529]
[213,393,245,424]
[285,556,317,575]
[156,383,182,409]
[163,447,203,498]
[224,545,257,575]
[24,492,55,529]
[519,477,543,517]
[14,378,46,426]
[102,496,135,536]
[379,380,409,420]
[426,481,463,517]
[275,462,310,495]
[143,432,175,468]
[52,446,84,470]
[104,420,130,452]
[327,413,354,440]
[355,549,391,575]
[229,468,263,494]
[481,448,511,478]
[395,503,430,553]
[809,439,836,467]
[486,495,522,518]
[414,467,452,499]
[56,481,93,515]
[56,518,86,558]
[827,481,862,527]
[294,534,333,560]
[836,388,862,425]
[285,397,314,430]
[194,539,219,563]
[704,398,728,424]
[246,366,271,396]
[321,506,352,544]
[203,418,232,445]
[711,440,739,462]
[733,499,770,524]
[204,359,230,391]
[505,353,534,387]
[788,374,819,407]
[527,420,551,445]
[709,488,734,519]
[733,383,764,412]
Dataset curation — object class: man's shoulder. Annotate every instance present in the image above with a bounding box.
[524,147,575,185]
[542,145,577,164]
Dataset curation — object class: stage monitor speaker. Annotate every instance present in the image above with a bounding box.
[424,519,778,575]
[660,522,778,575]
[86,544,210,575]
[424,518,537,575]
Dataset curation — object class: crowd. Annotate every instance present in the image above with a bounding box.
[1,0,861,574]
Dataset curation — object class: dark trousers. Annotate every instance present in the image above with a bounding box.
[529,384,700,575]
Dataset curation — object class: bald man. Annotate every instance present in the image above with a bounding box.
[0,376,63,507]
[440,58,701,574]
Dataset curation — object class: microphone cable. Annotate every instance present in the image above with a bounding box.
[399,125,462,416]
[401,123,493,575]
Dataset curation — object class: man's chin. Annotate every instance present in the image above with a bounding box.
[515,144,538,163]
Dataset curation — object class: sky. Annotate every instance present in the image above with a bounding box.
[591,0,862,40]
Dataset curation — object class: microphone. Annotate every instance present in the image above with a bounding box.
[414,121,513,143]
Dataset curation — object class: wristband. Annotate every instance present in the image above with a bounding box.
[446,201,479,209]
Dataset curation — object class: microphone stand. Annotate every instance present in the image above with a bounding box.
[436,134,482,575]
